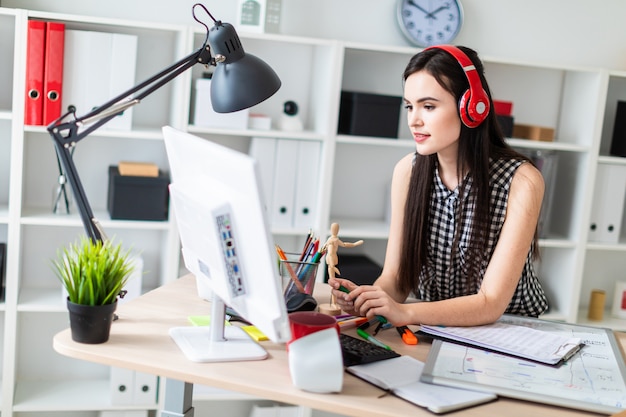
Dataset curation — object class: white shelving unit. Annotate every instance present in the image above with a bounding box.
[1,5,626,416]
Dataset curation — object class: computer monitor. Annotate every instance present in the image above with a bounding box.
[163,126,291,362]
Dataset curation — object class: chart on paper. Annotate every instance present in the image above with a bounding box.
[422,318,626,413]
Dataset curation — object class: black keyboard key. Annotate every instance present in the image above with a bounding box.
[340,333,400,367]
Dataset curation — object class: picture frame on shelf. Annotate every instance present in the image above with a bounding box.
[612,282,626,319]
[236,0,282,34]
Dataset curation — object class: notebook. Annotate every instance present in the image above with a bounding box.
[419,315,583,366]
[346,355,497,413]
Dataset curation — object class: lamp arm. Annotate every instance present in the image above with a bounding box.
[47,42,214,242]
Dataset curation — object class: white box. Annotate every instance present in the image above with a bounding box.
[193,78,249,129]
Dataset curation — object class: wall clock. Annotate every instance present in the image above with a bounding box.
[396,0,464,47]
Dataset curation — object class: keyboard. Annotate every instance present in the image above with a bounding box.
[340,333,400,367]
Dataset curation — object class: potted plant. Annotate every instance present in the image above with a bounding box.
[52,236,135,344]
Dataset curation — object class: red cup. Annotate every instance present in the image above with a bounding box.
[288,311,339,346]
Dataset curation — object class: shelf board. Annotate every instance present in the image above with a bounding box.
[24,125,166,140]
[328,218,390,239]
[0,110,11,120]
[13,379,157,411]
[337,135,415,148]
[598,155,626,165]
[538,237,578,249]
[586,242,626,251]
[577,309,626,331]
[187,125,326,141]
[507,138,589,153]
[17,288,66,312]
[20,208,171,231]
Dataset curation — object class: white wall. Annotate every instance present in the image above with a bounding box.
[4,0,626,70]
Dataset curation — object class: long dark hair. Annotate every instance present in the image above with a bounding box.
[397,46,539,297]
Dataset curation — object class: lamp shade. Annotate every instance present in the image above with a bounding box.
[209,22,281,113]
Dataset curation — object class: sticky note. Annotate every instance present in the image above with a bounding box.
[241,325,268,341]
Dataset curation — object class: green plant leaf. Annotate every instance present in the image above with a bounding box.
[51,236,136,306]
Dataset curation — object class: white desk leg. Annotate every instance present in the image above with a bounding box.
[160,378,195,417]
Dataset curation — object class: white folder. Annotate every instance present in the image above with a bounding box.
[109,366,134,405]
[249,137,277,215]
[589,164,626,243]
[271,139,298,228]
[132,371,158,405]
[293,140,321,229]
[108,33,138,130]
[62,30,137,130]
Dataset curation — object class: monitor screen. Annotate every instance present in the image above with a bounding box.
[163,126,291,362]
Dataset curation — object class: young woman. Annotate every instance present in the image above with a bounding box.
[329,45,548,327]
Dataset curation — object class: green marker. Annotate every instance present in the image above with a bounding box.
[356,328,392,350]
[338,285,387,324]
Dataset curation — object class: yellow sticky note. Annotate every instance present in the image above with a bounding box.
[241,325,268,341]
[188,315,231,327]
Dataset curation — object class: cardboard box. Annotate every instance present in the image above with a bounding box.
[338,91,402,139]
[107,166,169,221]
[493,100,513,116]
[513,124,555,142]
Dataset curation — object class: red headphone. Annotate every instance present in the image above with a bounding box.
[425,45,490,128]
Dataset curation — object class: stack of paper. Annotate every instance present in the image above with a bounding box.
[420,318,582,366]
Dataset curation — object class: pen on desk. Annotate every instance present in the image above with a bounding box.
[338,317,368,330]
[338,285,388,324]
[356,328,392,350]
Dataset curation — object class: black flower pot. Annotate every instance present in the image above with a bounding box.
[67,298,117,344]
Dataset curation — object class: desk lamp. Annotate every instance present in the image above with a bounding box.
[47,3,281,242]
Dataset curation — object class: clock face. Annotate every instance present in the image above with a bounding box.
[397,0,464,47]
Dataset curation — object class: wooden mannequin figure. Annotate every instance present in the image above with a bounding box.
[321,223,363,314]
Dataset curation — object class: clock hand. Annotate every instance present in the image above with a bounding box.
[425,5,450,20]
[406,0,432,18]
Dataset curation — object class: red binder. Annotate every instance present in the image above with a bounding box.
[24,20,46,126]
[43,22,65,126]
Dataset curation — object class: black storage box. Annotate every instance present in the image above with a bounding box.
[324,254,382,286]
[610,101,626,157]
[338,91,402,138]
[496,114,514,138]
[107,165,170,221]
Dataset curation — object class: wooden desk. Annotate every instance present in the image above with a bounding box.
[54,275,617,417]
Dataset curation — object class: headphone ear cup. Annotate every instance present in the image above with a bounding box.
[459,88,490,128]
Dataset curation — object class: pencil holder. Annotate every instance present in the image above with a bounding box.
[280,253,318,312]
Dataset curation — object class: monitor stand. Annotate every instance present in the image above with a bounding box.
[169,295,268,362]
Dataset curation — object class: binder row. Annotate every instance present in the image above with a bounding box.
[589,163,626,243]
[24,20,65,126]
[24,20,138,129]
[250,137,321,230]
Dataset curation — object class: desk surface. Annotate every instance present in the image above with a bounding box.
[54,275,617,417]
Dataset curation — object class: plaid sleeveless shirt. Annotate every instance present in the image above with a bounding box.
[417,157,548,317]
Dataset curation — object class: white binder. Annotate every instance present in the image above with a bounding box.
[249,137,277,215]
[62,30,137,130]
[132,371,158,405]
[293,140,321,229]
[109,366,134,405]
[271,139,298,228]
[108,33,138,130]
[589,163,626,243]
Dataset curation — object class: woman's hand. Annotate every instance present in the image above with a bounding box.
[327,277,359,316]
